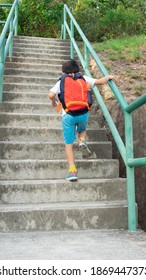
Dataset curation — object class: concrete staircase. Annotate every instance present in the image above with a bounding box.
[0,36,128,232]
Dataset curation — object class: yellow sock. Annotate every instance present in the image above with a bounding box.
[69,165,77,173]
[79,137,85,142]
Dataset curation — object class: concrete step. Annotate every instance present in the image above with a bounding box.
[13,47,70,55]
[3,83,51,93]
[6,56,70,65]
[0,178,126,204]
[0,127,108,142]
[0,113,100,128]
[3,92,51,102]
[13,44,70,51]
[0,102,55,114]
[0,159,119,180]
[13,51,70,60]
[4,68,61,78]
[0,113,62,127]
[2,91,95,105]
[0,200,128,232]
[0,141,112,160]
[13,36,70,45]
[4,62,63,71]
[13,42,70,50]
[4,75,57,85]
[0,102,98,115]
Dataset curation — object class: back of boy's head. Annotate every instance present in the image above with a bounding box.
[62,59,80,74]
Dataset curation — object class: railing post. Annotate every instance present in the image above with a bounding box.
[70,19,74,59]
[63,6,66,39]
[125,111,137,231]
[0,40,5,102]
[14,0,18,36]
[84,44,89,70]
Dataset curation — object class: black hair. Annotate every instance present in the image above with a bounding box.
[62,59,80,74]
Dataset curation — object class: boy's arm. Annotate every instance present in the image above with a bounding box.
[94,75,116,86]
[48,91,59,107]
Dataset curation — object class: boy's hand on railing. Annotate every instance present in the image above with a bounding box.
[94,75,116,85]
[107,75,117,83]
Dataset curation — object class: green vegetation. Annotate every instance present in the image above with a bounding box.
[92,35,146,62]
[74,0,146,41]
[0,0,145,41]
[17,0,64,38]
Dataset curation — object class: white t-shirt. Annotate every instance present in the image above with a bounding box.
[49,75,96,115]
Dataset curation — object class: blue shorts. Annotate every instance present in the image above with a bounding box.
[62,112,90,144]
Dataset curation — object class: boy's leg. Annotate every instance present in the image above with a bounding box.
[62,114,78,181]
[78,130,86,139]
[65,144,78,181]
[65,144,75,167]
[77,113,92,158]
[78,134,92,158]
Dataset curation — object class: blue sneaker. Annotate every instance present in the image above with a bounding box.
[66,172,78,182]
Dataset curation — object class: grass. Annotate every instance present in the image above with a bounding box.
[92,35,146,62]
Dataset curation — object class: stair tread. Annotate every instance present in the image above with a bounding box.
[5,62,62,67]
[0,112,62,116]
[0,158,117,162]
[0,200,128,212]
[4,74,58,79]
[3,82,52,86]
[14,36,69,41]
[0,178,126,184]
[0,101,51,105]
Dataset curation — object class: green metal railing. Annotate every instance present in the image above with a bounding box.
[0,0,18,101]
[61,4,146,232]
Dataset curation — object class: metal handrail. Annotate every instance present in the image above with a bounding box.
[61,4,146,232]
[0,4,13,6]
[0,0,18,101]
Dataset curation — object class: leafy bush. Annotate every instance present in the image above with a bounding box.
[74,5,99,41]
[72,1,146,42]
[18,0,64,37]
[98,6,146,40]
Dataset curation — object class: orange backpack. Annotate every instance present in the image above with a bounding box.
[58,73,92,116]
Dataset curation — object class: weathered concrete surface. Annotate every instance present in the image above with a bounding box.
[3,92,52,102]
[0,102,98,113]
[0,229,146,260]
[0,159,119,180]
[0,178,126,204]
[0,36,129,233]
[13,36,70,45]
[0,113,99,128]
[0,127,107,142]
[0,141,112,160]
[0,201,128,232]
[4,68,62,77]
[13,47,70,55]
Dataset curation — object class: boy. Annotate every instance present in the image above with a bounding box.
[48,59,115,181]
